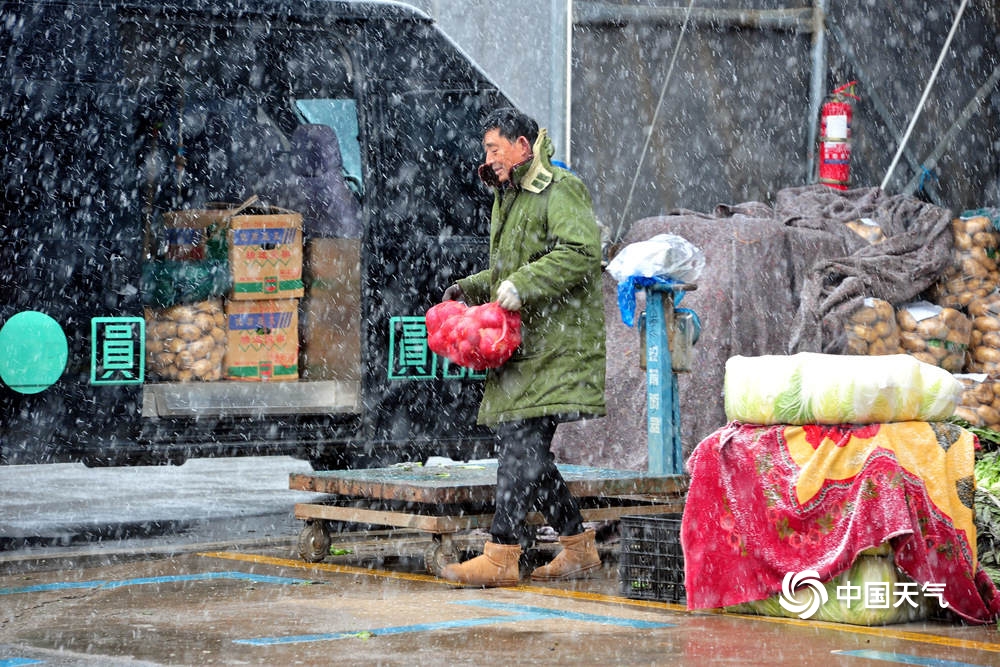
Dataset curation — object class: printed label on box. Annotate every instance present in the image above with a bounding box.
[229,210,304,300]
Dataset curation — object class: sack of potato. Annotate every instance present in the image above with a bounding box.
[954,373,1000,431]
[145,299,227,381]
[927,214,1000,309]
[966,294,1000,374]
[844,297,901,355]
[895,300,971,373]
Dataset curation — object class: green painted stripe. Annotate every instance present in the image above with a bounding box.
[232,279,304,294]
[227,365,298,378]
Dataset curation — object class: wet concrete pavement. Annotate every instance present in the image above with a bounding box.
[4,544,1000,666]
[2,456,1000,665]
[0,456,318,554]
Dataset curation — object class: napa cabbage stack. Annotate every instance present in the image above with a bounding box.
[724,353,962,425]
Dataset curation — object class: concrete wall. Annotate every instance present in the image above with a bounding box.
[571,0,1000,239]
[408,0,999,240]
[407,0,572,163]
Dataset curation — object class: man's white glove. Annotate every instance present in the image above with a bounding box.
[496,280,522,311]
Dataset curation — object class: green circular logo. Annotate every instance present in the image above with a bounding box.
[0,311,69,394]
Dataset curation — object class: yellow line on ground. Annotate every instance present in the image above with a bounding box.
[200,551,1000,654]
[200,550,530,589]
[715,609,1000,653]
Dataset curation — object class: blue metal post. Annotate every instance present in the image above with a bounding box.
[644,287,684,475]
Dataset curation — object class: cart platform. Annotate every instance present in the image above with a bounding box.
[290,463,688,574]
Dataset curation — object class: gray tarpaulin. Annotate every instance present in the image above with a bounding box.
[552,185,954,470]
[780,185,954,354]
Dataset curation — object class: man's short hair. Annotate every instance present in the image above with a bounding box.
[482,107,538,145]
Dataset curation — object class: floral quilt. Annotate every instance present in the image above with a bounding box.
[681,420,1000,623]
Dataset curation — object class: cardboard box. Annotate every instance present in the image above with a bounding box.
[224,299,299,381]
[300,238,362,381]
[162,208,230,261]
[228,206,304,300]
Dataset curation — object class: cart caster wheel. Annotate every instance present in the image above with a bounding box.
[297,520,331,562]
[424,536,460,576]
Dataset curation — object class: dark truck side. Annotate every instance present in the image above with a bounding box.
[0,0,509,467]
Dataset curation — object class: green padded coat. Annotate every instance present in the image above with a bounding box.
[457,129,607,426]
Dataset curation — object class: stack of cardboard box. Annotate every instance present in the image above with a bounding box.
[224,206,304,381]
[154,202,362,384]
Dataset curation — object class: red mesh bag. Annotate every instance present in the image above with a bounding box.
[425,301,522,371]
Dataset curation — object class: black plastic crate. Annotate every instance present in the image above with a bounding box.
[618,513,685,603]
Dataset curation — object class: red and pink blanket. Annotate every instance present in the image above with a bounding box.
[682,420,1000,623]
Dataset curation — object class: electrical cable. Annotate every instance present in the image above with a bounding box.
[615,0,697,243]
[880,0,969,190]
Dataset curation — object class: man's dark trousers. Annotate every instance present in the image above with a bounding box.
[491,416,585,547]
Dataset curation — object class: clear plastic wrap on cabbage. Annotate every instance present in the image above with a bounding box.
[724,353,961,425]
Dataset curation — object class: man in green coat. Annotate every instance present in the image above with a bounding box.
[439,108,607,587]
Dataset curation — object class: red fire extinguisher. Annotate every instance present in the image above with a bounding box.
[818,81,859,191]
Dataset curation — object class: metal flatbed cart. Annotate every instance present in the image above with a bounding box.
[291,281,698,575]
[290,463,687,575]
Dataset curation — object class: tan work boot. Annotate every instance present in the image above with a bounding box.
[530,529,601,581]
[440,541,522,587]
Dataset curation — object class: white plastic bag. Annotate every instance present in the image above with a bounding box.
[606,233,705,284]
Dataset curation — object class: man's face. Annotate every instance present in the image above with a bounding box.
[483,129,531,184]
